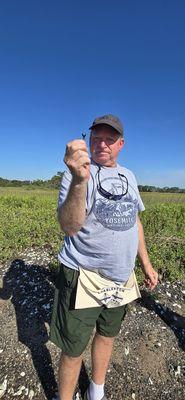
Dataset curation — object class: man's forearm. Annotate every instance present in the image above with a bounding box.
[137,215,158,289]
[58,179,87,236]
[137,215,150,269]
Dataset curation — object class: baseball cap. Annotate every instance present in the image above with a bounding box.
[89,114,124,136]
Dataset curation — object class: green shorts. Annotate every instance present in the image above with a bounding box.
[49,264,127,357]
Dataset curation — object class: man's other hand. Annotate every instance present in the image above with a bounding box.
[142,263,159,290]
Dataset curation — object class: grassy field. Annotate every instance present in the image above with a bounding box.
[0,187,184,282]
[141,191,185,204]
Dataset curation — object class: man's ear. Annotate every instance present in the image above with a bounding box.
[119,138,125,149]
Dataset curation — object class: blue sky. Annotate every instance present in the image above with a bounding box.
[0,0,185,187]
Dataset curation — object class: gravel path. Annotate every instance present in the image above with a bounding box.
[0,248,184,400]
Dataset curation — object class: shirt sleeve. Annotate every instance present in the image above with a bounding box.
[132,173,145,212]
[58,169,72,209]
[57,169,89,213]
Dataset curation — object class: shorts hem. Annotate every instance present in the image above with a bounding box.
[96,329,120,338]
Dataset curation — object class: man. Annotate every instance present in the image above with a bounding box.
[50,114,158,400]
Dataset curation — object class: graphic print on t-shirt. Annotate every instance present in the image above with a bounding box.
[93,177,138,231]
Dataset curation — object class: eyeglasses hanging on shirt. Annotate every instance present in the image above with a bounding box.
[97,166,128,201]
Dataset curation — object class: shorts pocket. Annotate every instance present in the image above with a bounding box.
[59,264,79,309]
[62,265,77,289]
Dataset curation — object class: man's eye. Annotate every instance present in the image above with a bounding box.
[92,137,115,144]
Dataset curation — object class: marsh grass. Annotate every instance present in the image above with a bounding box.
[0,189,184,282]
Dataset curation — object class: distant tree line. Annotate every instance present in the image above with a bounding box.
[0,174,184,192]
[138,185,185,193]
[0,172,64,189]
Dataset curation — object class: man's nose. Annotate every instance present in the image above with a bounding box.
[98,140,107,148]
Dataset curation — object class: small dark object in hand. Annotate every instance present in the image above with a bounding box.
[82,133,86,140]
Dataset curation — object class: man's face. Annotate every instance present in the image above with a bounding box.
[90,125,124,167]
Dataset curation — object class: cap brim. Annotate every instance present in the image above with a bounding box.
[89,122,123,135]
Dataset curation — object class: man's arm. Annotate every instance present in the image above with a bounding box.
[58,179,87,236]
[137,215,158,290]
[58,139,90,236]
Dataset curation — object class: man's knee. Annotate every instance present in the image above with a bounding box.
[94,333,116,346]
[60,352,83,365]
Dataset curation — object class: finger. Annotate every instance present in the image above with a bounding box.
[144,276,157,290]
[70,149,90,162]
[66,153,90,166]
[150,279,158,289]
[152,274,159,284]
[64,150,90,166]
[66,140,88,154]
[144,278,151,288]
[148,277,158,290]
[65,155,91,171]
[76,156,91,168]
[147,272,158,284]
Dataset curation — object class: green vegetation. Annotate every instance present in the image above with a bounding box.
[0,175,184,193]
[0,188,61,263]
[141,191,185,204]
[0,172,63,189]
[0,188,184,282]
[138,185,185,193]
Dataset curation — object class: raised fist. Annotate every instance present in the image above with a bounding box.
[64,139,91,183]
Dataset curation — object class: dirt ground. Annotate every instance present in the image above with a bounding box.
[0,248,184,400]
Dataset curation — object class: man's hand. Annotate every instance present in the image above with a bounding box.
[142,263,159,290]
[137,216,158,291]
[64,139,90,183]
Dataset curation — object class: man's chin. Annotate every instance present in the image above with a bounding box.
[94,154,109,162]
[92,155,115,167]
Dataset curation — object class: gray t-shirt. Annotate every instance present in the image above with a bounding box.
[58,160,145,282]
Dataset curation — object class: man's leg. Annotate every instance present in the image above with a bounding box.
[87,305,127,399]
[85,333,115,400]
[58,352,83,400]
[91,333,115,384]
